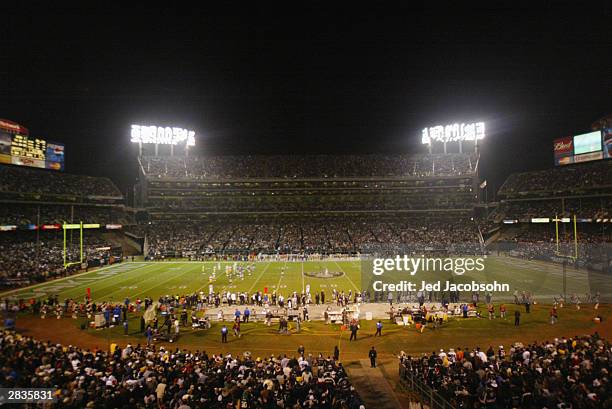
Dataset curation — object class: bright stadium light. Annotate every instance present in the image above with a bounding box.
[130,124,196,146]
[421,122,485,144]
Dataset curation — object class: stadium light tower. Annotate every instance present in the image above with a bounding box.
[130,124,196,156]
[421,121,485,153]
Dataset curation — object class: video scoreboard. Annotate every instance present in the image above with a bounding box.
[553,129,611,166]
[0,119,64,171]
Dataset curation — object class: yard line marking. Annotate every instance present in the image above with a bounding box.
[247,262,271,293]
[333,260,360,292]
[274,261,287,294]
[0,262,146,297]
[194,262,228,294]
[91,263,179,302]
[301,261,305,293]
[59,263,163,298]
[59,262,175,297]
[1,262,151,299]
[125,264,200,300]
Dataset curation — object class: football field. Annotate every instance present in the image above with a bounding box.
[1,260,361,302]
[2,256,609,302]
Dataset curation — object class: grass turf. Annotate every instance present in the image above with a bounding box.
[2,256,608,303]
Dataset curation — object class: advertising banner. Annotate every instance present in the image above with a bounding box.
[604,128,612,159]
[45,142,65,170]
[11,155,45,169]
[555,155,574,166]
[553,137,573,156]
[553,136,573,166]
[0,132,10,164]
[575,151,603,163]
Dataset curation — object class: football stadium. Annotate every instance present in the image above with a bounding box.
[1,6,611,409]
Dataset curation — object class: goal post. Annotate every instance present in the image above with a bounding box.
[554,214,579,260]
[63,221,84,268]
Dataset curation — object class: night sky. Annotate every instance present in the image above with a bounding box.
[1,4,610,197]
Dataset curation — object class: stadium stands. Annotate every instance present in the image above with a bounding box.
[399,334,610,408]
[498,160,612,198]
[483,161,612,271]
[139,219,482,258]
[132,153,484,259]
[0,165,128,287]
[0,231,118,288]
[0,165,121,198]
[137,154,479,217]
[140,153,478,179]
[0,330,365,409]
[495,197,612,221]
[0,203,132,226]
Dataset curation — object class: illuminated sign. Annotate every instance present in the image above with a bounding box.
[130,125,195,146]
[422,122,485,144]
[41,224,61,230]
[0,119,64,171]
[573,130,602,155]
[83,223,100,229]
[11,135,46,161]
[604,128,612,159]
[553,137,573,156]
[63,223,100,229]
[63,224,81,229]
[0,119,28,135]
[575,151,603,163]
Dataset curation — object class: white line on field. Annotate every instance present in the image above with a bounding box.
[0,262,149,299]
[195,262,235,294]
[247,262,271,293]
[274,261,287,294]
[301,261,305,293]
[125,264,199,301]
[333,260,360,292]
[60,263,158,298]
[91,263,176,302]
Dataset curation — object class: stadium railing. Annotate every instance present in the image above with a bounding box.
[399,364,455,409]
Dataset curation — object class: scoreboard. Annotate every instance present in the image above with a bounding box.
[553,130,609,166]
[0,119,64,171]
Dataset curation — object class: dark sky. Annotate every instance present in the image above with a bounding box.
[1,4,610,197]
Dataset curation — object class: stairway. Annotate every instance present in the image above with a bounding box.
[345,359,408,409]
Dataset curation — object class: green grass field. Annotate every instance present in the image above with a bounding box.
[2,256,609,302]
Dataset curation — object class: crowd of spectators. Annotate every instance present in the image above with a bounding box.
[0,232,116,287]
[0,165,122,197]
[493,224,612,272]
[499,160,612,198]
[146,192,474,213]
[140,153,478,179]
[0,203,132,226]
[497,197,612,221]
[140,219,481,258]
[399,333,610,408]
[499,224,612,244]
[0,330,364,409]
